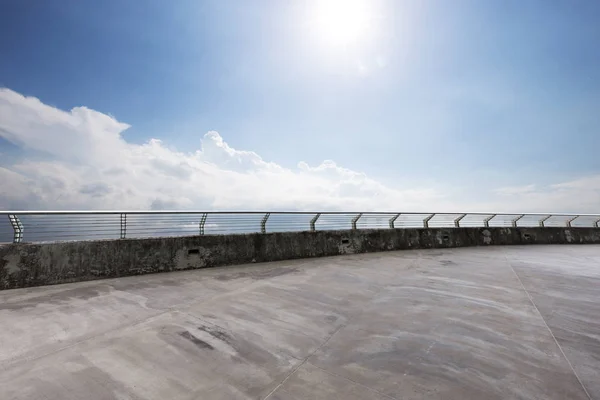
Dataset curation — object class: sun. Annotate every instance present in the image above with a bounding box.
[313,0,373,46]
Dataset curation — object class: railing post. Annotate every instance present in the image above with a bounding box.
[199,213,207,235]
[120,213,127,239]
[389,213,400,229]
[8,214,24,243]
[539,215,551,228]
[511,214,524,228]
[423,213,435,229]
[566,215,579,228]
[261,212,270,234]
[310,213,321,232]
[483,214,496,228]
[595,217,600,228]
[351,213,362,230]
[454,214,466,228]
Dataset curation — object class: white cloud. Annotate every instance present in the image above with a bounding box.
[1,87,600,214]
[493,184,537,196]
[489,179,600,213]
[0,88,447,212]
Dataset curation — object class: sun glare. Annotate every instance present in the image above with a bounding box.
[313,0,373,46]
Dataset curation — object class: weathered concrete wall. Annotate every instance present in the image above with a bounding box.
[2,227,600,290]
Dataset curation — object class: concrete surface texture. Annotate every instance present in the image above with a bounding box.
[3,226,600,290]
[0,245,599,399]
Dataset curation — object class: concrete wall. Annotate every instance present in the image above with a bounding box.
[2,227,600,290]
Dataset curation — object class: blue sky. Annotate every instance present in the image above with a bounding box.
[1,0,600,212]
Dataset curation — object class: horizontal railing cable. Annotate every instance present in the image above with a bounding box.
[1,211,598,244]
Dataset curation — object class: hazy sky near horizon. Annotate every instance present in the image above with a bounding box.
[1,0,600,212]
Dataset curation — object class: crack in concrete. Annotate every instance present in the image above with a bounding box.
[262,264,394,400]
[262,323,347,400]
[504,249,592,400]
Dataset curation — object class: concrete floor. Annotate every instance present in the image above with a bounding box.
[1,245,599,400]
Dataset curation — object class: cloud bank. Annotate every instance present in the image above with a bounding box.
[1,87,599,213]
[0,88,445,211]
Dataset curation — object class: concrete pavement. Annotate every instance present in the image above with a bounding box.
[0,245,598,399]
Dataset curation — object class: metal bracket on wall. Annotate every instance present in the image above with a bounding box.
[199,213,208,235]
[389,213,401,229]
[261,213,270,234]
[454,214,467,228]
[566,215,579,228]
[8,214,23,243]
[120,213,127,239]
[539,215,551,228]
[423,213,435,229]
[511,215,524,228]
[483,214,496,228]
[310,213,321,232]
[351,213,362,230]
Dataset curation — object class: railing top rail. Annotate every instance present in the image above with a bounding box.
[2,210,600,217]
[3,210,599,244]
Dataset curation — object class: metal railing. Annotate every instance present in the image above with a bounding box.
[1,211,599,244]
